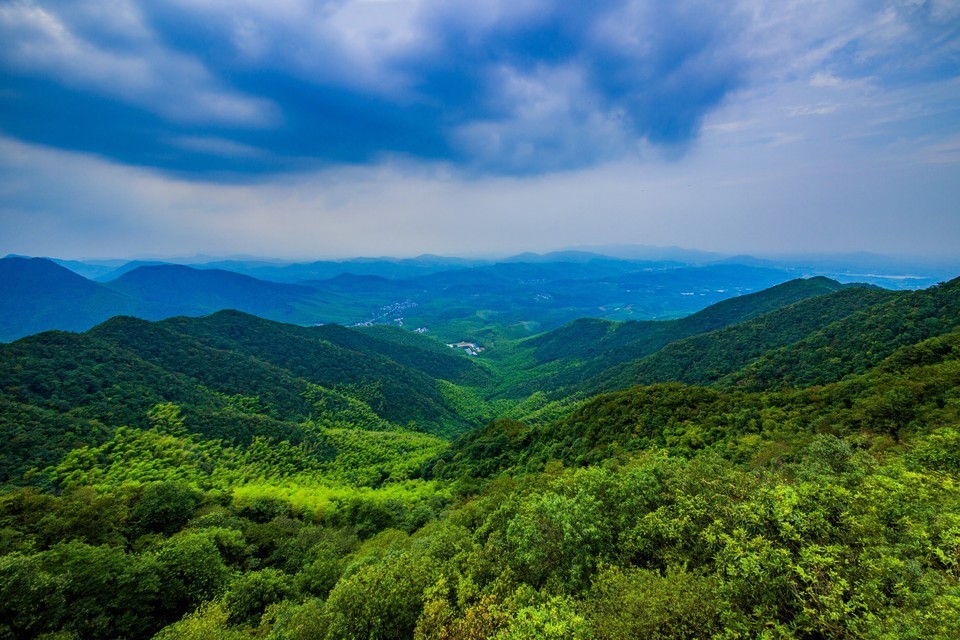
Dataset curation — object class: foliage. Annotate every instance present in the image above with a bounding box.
[0,276,959,638]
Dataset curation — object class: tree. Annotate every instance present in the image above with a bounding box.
[155,531,230,618]
[130,480,199,536]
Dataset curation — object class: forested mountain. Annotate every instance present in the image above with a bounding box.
[494,277,891,398]
[589,285,896,392]
[1,275,959,639]
[0,311,492,486]
[431,328,960,478]
[724,277,960,390]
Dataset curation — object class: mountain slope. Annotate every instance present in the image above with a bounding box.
[103,265,325,321]
[724,276,960,390]
[593,285,896,391]
[0,311,495,483]
[0,257,139,342]
[92,312,475,435]
[526,276,960,398]
[500,277,884,398]
[429,330,960,480]
[524,276,858,364]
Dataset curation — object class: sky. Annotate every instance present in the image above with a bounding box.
[1,0,958,261]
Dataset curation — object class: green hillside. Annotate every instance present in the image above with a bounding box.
[526,276,858,363]
[1,276,959,639]
[432,330,960,479]
[594,285,895,392]
[725,277,960,390]
[0,311,497,486]
[496,277,891,398]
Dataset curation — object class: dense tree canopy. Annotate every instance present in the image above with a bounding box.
[1,277,959,638]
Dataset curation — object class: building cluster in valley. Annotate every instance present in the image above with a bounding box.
[447,341,484,356]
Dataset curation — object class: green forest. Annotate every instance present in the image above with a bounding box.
[2,277,960,639]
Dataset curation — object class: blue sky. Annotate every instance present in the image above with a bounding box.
[1,0,958,260]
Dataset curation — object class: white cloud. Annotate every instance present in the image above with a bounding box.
[168,136,268,159]
[788,103,839,116]
[0,1,276,126]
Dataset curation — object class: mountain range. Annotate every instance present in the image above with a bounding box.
[5,272,959,488]
[3,249,953,343]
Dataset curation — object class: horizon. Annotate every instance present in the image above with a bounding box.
[6,244,960,273]
[7,244,960,294]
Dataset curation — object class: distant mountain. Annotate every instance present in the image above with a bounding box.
[4,254,131,280]
[0,259,367,341]
[0,256,815,343]
[0,257,138,342]
[500,250,665,265]
[7,251,954,345]
[103,264,322,321]
[93,260,170,282]
[48,258,127,280]
[308,262,801,343]
[193,255,491,283]
[756,252,960,289]
[563,244,726,263]
[773,251,951,274]
[714,254,781,268]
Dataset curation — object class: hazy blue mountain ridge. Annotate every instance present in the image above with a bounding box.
[0,257,139,341]
[2,251,954,343]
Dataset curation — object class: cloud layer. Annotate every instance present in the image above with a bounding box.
[3,0,954,177]
[1,0,958,262]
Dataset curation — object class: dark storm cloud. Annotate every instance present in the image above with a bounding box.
[0,0,749,176]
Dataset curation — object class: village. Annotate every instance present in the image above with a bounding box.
[446,340,484,356]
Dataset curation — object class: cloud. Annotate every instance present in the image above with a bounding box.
[3,120,958,263]
[0,0,747,175]
[168,136,268,159]
[0,2,276,125]
[0,0,957,178]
